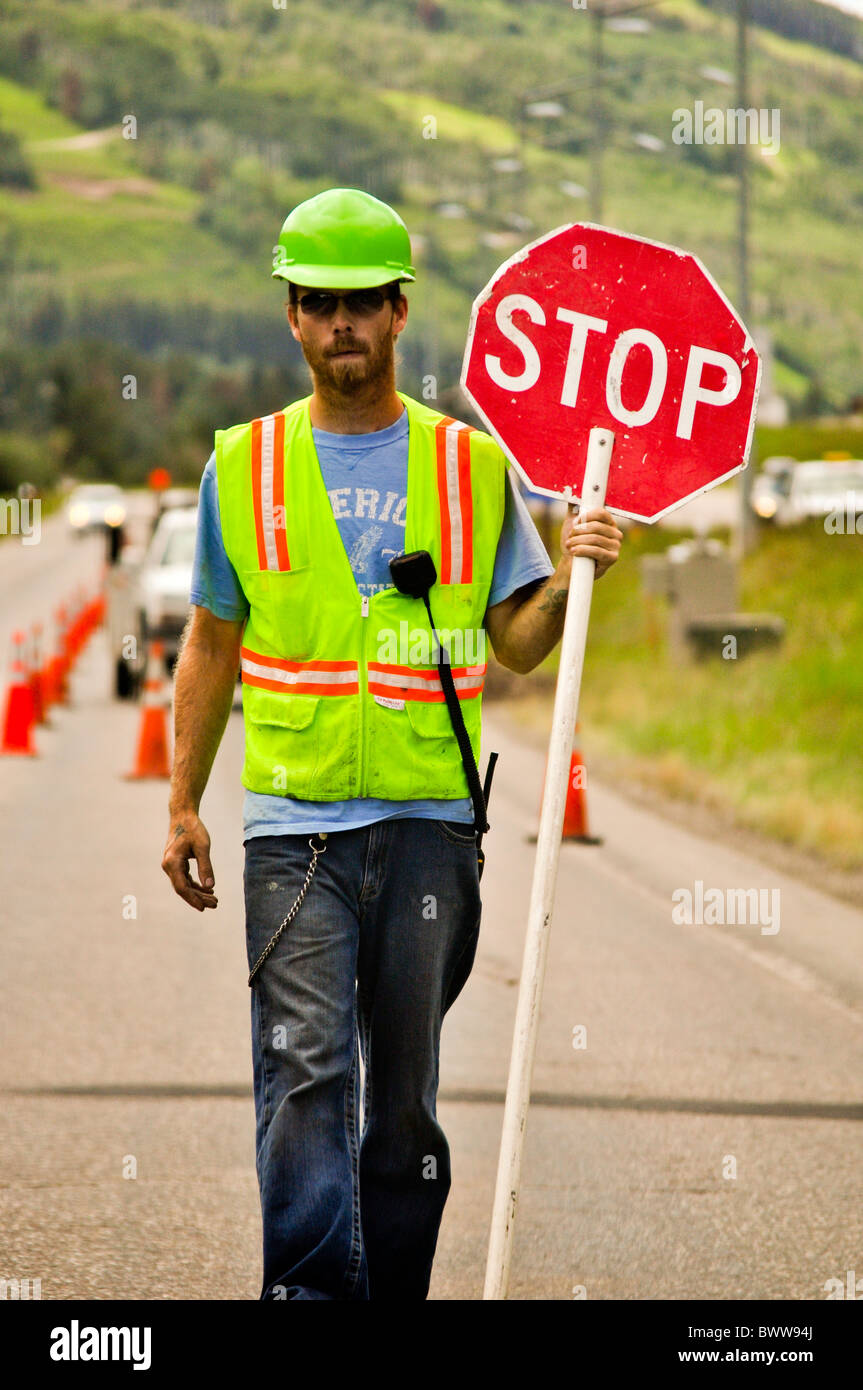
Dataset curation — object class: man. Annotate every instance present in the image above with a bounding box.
[162,188,622,1300]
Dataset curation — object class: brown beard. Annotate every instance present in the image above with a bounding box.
[300,324,395,397]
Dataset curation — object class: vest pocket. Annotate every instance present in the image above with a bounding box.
[242,685,360,800]
[363,693,481,800]
[242,689,321,799]
[240,566,317,660]
[404,699,463,740]
[404,695,482,764]
[248,690,320,730]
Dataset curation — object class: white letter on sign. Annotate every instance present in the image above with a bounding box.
[556,308,608,407]
[485,294,545,392]
[605,328,668,427]
[677,346,742,440]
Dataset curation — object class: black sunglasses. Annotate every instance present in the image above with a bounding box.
[297,288,389,317]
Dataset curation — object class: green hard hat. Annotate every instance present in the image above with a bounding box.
[272,187,416,288]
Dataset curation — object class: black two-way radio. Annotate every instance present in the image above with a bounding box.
[389,550,498,878]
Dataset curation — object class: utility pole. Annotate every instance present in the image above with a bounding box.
[736,0,750,325]
[589,4,605,222]
[735,0,757,558]
[424,224,440,404]
[587,0,665,224]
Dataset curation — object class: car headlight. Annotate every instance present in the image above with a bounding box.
[754,496,777,518]
[104,504,126,527]
[68,504,89,527]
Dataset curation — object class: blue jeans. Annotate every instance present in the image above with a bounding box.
[243,818,482,1300]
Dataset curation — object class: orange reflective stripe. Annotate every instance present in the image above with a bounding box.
[271,411,290,570]
[435,417,474,584]
[241,647,358,695]
[367,661,486,682]
[244,673,359,695]
[367,661,486,702]
[367,683,483,703]
[457,424,473,583]
[243,650,356,674]
[250,414,290,572]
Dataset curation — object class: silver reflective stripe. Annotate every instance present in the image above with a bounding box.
[370,668,439,691]
[370,665,486,692]
[260,414,280,571]
[445,420,468,583]
[241,657,357,686]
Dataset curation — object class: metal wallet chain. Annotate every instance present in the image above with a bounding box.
[247,834,327,987]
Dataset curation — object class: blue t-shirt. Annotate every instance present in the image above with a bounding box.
[190,405,554,838]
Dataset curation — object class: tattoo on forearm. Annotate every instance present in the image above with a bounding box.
[537,586,568,616]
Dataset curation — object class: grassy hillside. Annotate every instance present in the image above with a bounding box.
[1,0,863,407]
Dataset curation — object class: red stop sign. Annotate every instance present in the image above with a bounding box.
[461,223,761,522]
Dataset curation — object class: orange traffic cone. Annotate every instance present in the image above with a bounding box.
[43,617,58,709]
[125,639,171,779]
[561,737,600,843]
[28,622,46,725]
[1,630,37,756]
[530,724,601,846]
[49,604,70,707]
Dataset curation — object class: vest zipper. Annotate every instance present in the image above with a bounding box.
[358,593,370,794]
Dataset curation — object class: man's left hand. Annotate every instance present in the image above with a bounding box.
[560,507,623,581]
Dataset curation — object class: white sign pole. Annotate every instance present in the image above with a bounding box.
[483,426,614,1301]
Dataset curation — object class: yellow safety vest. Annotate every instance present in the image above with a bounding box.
[215,390,507,801]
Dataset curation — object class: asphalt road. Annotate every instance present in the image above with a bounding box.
[1,515,860,1302]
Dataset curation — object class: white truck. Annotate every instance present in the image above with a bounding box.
[106,506,198,699]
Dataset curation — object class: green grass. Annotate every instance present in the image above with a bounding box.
[755,421,863,461]
[518,518,863,869]
[0,73,80,141]
[378,90,518,152]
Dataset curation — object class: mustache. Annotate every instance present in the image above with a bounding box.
[327,342,366,356]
